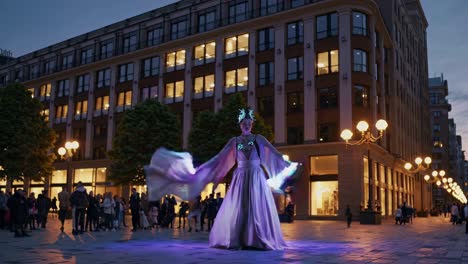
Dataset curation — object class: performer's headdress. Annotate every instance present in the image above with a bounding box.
[238,108,255,123]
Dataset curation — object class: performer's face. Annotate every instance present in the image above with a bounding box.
[240,118,253,134]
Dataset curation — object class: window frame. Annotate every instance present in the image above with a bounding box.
[165,50,186,72]
[123,31,138,53]
[257,27,274,52]
[224,67,248,94]
[164,80,185,104]
[352,11,368,36]
[170,18,189,40]
[316,50,339,75]
[225,33,249,59]
[193,42,216,66]
[193,74,215,99]
[287,21,304,46]
[56,79,70,98]
[198,9,216,33]
[116,90,133,112]
[316,12,338,40]
[228,1,248,24]
[258,61,274,86]
[74,100,88,120]
[99,39,114,60]
[94,95,110,116]
[318,87,338,109]
[96,68,111,88]
[354,84,369,107]
[142,56,160,78]
[353,49,368,72]
[287,92,304,113]
[147,26,163,47]
[287,57,304,81]
[118,63,134,83]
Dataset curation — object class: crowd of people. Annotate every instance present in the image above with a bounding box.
[0,183,226,237]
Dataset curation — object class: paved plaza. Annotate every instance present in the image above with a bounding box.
[0,215,468,264]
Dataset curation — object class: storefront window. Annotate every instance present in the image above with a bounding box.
[29,187,44,196]
[52,170,67,184]
[74,168,93,183]
[363,157,369,209]
[50,187,62,200]
[310,181,338,215]
[200,183,226,201]
[310,155,338,216]
[96,168,107,182]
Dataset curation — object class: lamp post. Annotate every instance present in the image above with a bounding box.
[340,119,388,225]
[423,170,467,204]
[404,156,432,214]
[57,140,79,190]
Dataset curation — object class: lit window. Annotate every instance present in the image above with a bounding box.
[39,83,52,101]
[166,50,186,72]
[193,74,215,99]
[55,105,68,124]
[225,67,248,94]
[165,81,185,104]
[94,95,110,116]
[41,109,49,122]
[116,91,132,112]
[75,100,88,120]
[194,42,216,66]
[28,88,35,98]
[225,34,249,59]
[316,50,339,75]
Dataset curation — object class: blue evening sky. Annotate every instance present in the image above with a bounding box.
[0,0,467,152]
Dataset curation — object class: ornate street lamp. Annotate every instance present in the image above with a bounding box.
[404,156,431,213]
[57,140,79,189]
[340,119,388,225]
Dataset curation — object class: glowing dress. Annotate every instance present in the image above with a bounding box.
[145,134,297,250]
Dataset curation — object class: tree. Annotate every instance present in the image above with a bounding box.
[188,92,273,163]
[108,99,181,185]
[0,83,56,187]
[188,111,218,165]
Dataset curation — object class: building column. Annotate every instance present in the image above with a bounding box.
[274,23,286,144]
[183,47,193,149]
[49,82,56,128]
[303,16,316,143]
[247,30,256,109]
[338,8,352,132]
[85,71,96,159]
[107,65,118,150]
[67,77,75,140]
[369,16,377,127]
[158,57,165,103]
[214,36,224,112]
[132,60,141,105]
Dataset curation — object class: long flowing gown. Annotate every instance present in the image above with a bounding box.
[144,134,297,250]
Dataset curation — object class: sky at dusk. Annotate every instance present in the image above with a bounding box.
[0,0,467,153]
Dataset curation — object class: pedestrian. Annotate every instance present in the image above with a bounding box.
[70,182,88,235]
[86,191,99,232]
[345,204,352,228]
[9,189,29,237]
[0,190,8,230]
[129,188,140,231]
[102,192,115,231]
[149,202,159,228]
[51,197,58,215]
[206,193,217,231]
[26,192,37,230]
[177,201,189,229]
[187,195,201,232]
[401,202,408,225]
[450,203,459,225]
[58,186,70,232]
[395,205,402,225]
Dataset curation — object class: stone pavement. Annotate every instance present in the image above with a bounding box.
[0,215,467,264]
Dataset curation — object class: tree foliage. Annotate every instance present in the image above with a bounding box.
[0,83,56,184]
[108,99,181,185]
[188,93,273,164]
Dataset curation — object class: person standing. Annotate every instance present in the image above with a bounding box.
[451,203,459,225]
[177,201,189,229]
[58,186,70,232]
[70,182,88,235]
[10,189,29,237]
[0,190,8,230]
[206,193,217,231]
[129,188,140,231]
[345,204,352,228]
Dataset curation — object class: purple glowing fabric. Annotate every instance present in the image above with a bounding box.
[144,134,297,250]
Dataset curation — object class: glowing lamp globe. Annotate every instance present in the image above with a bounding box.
[58,147,66,156]
[423,175,430,181]
[432,171,438,177]
[356,121,369,132]
[340,129,353,141]
[439,170,446,177]
[424,157,432,164]
[65,141,73,150]
[442,178,447,183]
[375,119,388,131]
[404,163,412,170]
[448,177,453,183]
[71,141,79,149]
[436,180,441,186]
[415,157,422,165]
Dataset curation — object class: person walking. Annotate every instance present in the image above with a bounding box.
[177,201,189,229]
[57,186,70,232]
[395,206,402,225]
[70,182,88,235]
[451,203,459,225]
[206,193,217,232]
[400,202,408,225]
[345,204,352,228]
